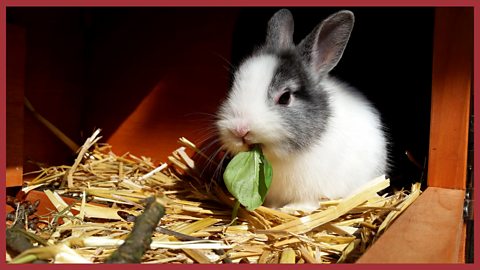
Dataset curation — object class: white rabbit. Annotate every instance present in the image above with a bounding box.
[216,9,388,212]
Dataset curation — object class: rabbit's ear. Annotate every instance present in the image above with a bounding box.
[298,10,354,79]
[265,9,295,50]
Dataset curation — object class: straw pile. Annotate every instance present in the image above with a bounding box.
[9,129,421,264]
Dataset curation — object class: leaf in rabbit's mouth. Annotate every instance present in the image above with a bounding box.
[241,137,258,149]
[223,144,273,212]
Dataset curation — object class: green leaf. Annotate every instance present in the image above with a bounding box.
[258,147,273,203]
[223,145,273,211]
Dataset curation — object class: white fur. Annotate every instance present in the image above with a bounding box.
[217,56,387,212]
[217,55,290,154]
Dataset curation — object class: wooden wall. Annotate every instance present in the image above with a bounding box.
[7,8,240,181]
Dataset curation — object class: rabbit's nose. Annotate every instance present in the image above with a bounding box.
[232,125,250,138]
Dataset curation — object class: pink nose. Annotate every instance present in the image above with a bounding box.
[232,125,250,138]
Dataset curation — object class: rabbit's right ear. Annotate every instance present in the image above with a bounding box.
[265,9,295,50]
[298,10,354,80]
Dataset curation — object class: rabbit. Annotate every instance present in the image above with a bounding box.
[216,9,388,212]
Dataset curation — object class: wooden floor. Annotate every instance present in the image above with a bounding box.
[357,187,466,263]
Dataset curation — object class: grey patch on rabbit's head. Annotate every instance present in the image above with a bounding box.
[261,9,355,153]
[264,50,332,152]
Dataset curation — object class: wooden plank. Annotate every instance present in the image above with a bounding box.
[357,187,465,263]
[6,24,26,187]
[427,7,473,189]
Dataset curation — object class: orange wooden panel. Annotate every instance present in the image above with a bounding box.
[94,10,240,162]
[357,187,465,263]
[427,7,473,189]
[6,24,26,187]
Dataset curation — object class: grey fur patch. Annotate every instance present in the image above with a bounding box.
[265,50,332,153]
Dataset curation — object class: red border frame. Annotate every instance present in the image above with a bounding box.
[1,0,478,269]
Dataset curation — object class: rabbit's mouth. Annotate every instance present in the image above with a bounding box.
[242,134,255,146]
[241,134,268,154]
[220,132,265,155]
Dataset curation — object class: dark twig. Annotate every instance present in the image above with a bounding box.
[105,196,165,263]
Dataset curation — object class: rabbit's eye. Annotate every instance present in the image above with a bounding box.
[277,91,292,106]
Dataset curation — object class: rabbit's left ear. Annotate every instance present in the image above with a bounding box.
[265,9,295,50]
[298,10,354,79]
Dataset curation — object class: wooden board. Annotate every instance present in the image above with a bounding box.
[6,24,26,187]
[357,187,465,263]
[427,7,473,189]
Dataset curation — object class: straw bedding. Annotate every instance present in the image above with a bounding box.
[7,129,421,264]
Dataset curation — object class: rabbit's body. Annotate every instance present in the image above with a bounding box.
[216,9,388,211]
